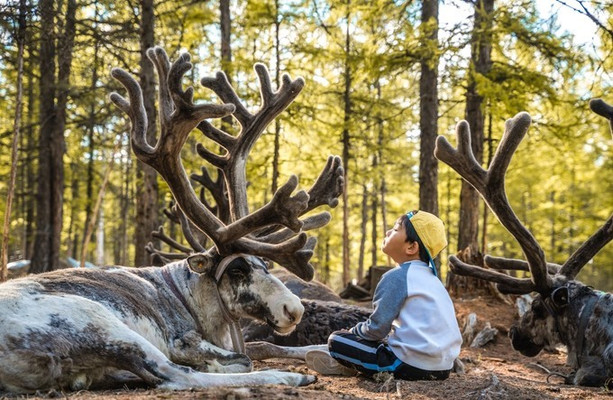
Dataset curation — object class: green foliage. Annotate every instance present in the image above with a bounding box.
[0,0,611,290]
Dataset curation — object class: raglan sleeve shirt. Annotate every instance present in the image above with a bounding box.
[350,261,463,371]
[350,265,408,341]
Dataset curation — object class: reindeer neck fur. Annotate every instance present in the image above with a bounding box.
[545,282,610,368]
[160,261,235,350]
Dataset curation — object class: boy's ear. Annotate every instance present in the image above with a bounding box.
[404,241,419,256]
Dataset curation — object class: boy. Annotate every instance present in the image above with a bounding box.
[306,210,462,380]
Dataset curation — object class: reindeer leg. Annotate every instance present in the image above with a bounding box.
[0,350,73,393]
[571,356,608,387]
[74,321,315,390]
[170,331,252,373]
[246,342,328,361]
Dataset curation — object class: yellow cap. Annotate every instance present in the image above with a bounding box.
[408,211,448,259]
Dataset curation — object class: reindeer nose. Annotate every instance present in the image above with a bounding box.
[283,303,303,324]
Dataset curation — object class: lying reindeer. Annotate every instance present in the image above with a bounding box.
[0,47,345,393]
[0,255,313,392]
[434,99,613,387]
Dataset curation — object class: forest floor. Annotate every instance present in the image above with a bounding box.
[2,296,613,400]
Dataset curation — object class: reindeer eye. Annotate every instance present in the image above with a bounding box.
[531,299,546,318]
[551,286,569,308]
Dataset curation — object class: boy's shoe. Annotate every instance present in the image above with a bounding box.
[305,350,358,376]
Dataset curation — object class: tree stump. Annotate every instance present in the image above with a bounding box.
[447,246,505,300]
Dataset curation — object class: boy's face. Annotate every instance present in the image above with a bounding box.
[382,218,417,263]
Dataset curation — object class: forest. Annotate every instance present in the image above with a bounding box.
[0,0,611,292]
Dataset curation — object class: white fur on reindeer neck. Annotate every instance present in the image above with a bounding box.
[161,254,248,354]
[161,267,206,336]
[212,254,260,355]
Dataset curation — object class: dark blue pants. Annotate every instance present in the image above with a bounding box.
[328,330,450,381]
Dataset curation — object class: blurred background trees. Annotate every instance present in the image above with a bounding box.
[0,0,611,290]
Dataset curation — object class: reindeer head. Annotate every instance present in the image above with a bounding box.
[435,99,613,358]
[110,47,343,345]
[510,284,569,357]
[186,253,304,335]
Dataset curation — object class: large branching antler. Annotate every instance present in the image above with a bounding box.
[485,255,561,275]
[254,155,344,242]
[111,47,342,280]
[436,99,613,294]
[435,112,551,293]
[110,48,233,250]
[197,64,306,220]
[192,60,342,276]
[191,167,230,224]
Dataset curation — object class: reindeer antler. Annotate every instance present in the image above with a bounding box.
[435,112,551,293]
[110,49,233,249]
[111,47,343,281]
[435,99,613,294]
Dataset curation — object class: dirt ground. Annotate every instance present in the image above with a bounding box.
[2,296,613,400]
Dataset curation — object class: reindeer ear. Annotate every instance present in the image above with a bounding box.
[551,286,569,308]
[186,254,215,274]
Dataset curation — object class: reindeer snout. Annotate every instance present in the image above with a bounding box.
[284,301,304,325]
[509,324,543,357]
[269,299,304,335]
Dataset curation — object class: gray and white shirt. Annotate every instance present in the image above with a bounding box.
[352,260,462,370]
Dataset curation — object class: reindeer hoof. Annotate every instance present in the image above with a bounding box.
[298,374,317,386]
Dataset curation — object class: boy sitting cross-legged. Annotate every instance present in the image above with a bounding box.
[306,210,462,380]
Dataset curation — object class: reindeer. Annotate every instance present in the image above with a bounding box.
[434,99,613,387]
[0,47,345,393]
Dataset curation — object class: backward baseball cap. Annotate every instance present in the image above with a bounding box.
[409,211,448,259]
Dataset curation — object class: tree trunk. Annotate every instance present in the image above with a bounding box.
[357,184,368,280]
[549,191,556,260]
[569,166,575,256]
[24,47,35,260]
[82,37,99,258]
[457,0,493,253]
[113,158,128,266]
[450,0,494,295]
[371,80,381,269]
[134,0,159,267]
[380,178,391,266]
[1,0,27,281]
[271,0,281,194]
[113,223,121,264]
[375,81,390,266]
[370,189,378,268]
[419,0,440,217]
[481,103,493,254]
[444,169,451,268]
[96,207,105,265]
[52,0,76,266]
[220,0,232,75]
[219,0,234,133]
[118,153,132,265]
[19,16,35,261]
[324,237,330,284]
[31,0,58,274]
[66,167,79,258]
[341,2,352,286]
[82,129,94,252]
[81,142,120,268]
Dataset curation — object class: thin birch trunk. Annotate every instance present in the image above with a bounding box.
[81,141,121,268]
